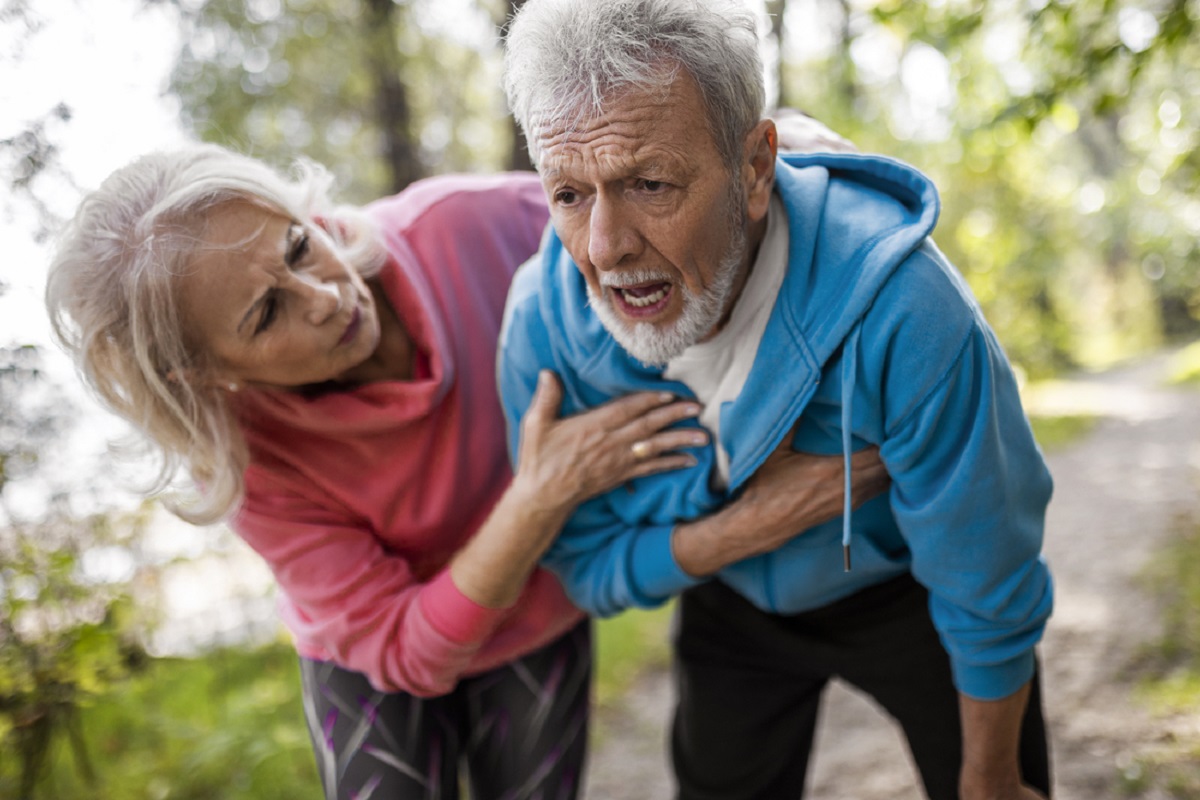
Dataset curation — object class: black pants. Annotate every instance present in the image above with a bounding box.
[299,621,591,800]
[671,576,1050,800]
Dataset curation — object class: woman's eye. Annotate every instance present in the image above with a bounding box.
[254,293,278,334]
[287,231,310,266]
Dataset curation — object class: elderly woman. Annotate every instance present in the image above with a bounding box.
[45,143,877,799]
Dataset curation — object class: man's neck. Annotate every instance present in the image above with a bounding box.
[705,208,771,341]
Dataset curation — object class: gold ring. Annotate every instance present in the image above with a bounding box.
[630,440,652,460]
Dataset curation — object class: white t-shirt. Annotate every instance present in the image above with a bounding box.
[665,193,789,489]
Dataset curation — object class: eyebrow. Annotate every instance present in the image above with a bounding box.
[235,222,298,334]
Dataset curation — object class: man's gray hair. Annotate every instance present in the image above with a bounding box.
[503,0,765,170]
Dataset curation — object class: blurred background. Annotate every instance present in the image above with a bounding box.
[1,0,1198,797]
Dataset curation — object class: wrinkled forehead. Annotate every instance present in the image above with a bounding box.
[529,61,694,143]
[532,69,719,168]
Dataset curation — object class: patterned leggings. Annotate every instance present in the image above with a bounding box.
[299,622,591,800]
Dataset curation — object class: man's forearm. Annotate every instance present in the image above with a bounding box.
[959,681,1045,800]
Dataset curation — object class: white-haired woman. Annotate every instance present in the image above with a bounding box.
[46,144,875,799]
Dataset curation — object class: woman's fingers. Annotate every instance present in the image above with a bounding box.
[525,370,565,425]
[628,426,710,463]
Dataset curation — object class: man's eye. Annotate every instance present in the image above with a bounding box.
[638,179,666,193]
[554,190,579,206]
[254,293,279,334]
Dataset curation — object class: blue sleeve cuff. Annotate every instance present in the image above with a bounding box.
[951,650,1036,701]
[628,524,704,606]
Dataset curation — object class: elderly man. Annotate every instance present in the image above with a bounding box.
[498,1,1054,798]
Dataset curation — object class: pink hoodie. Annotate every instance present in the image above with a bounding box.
[230,172,583,696]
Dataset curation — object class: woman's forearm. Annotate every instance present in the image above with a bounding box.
[448,476,573,608]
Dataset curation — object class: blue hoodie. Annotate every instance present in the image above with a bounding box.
[498,152,1054,701]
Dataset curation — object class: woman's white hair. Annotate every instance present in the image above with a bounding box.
[44,143,383,525]
[502,0,765,171]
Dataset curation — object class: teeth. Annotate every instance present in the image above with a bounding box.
[620,287,667,307]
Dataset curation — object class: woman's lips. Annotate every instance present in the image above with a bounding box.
[338,305,362,346]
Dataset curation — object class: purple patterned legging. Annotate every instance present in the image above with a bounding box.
[299,622,591,800]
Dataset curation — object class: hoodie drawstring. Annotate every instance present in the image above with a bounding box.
[840,324,862,572]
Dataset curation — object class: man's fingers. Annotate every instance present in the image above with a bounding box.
[849,445,883,470]
[849,453,890,509]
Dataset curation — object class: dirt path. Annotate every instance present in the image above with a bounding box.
[582,350,1200,799]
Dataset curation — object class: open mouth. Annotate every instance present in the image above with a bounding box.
[611,282,673,317]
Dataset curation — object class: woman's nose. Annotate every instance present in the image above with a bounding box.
[296,275,342,325]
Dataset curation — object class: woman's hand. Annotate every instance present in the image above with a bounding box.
[512,370,707,511]
[451,370,705,608]
[672,435,891,577]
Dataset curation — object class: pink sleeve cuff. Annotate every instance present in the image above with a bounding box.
[419,569,511,646]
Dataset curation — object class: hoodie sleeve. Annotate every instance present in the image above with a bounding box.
[497,268,703,617]
[234,468,584,697]
[872,245,1054,701]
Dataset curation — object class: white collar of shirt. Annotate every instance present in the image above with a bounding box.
[664,192,789,489]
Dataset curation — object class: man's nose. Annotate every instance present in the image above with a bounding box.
[587,195,640,272]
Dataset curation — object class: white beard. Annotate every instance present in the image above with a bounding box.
[587,220,747,366]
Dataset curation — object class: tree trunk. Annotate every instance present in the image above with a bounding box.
[499,0,535,171]
[361,0,422,192]
[765,0,788,106]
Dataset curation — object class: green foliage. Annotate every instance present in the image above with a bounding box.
[782,0,1200,378]
[168,0,513,203]
[0,344,158,799]
[0,501,154,799]
[5,642,321,800]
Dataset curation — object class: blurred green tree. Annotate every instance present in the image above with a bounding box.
[163,0,524,203]
[0,328,155,800]
[782,0,1199,376]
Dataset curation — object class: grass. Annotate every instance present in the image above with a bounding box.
[593,603,675,708]
[7,608,675,799]
[3,642,322,800]
[1125,515,1200,798]
[1166,340,1200,386]
[1028,413,1097,451]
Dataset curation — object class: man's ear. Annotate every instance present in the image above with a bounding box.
[742,118,778,224]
